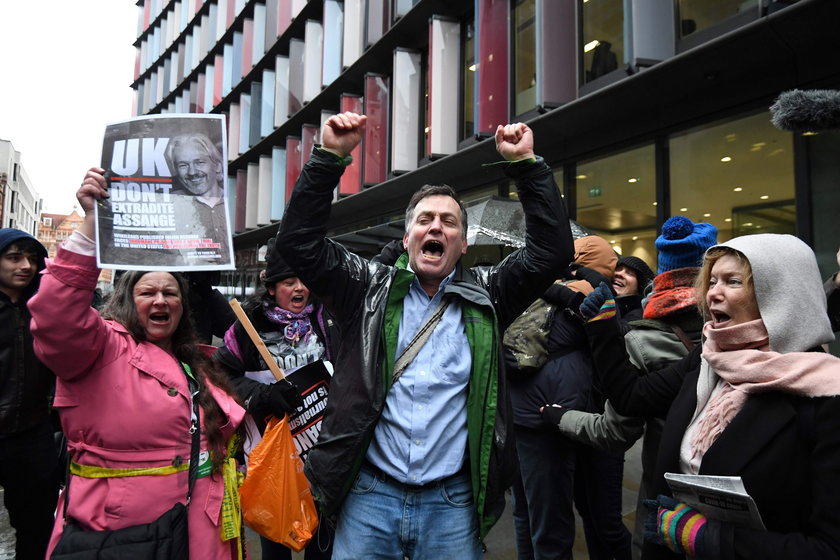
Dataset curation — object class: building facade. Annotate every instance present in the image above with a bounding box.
[38,209,85,259]
[130,0,840,348]
[0,139,42,235]
[37,208,113,289]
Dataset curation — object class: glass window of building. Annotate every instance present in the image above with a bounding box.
[576,144,657,267]
[512,0,536,115]
[677,0,758,39]
[392,0,415,21]
[580,0,623,84]
[669,111,795,243]
[462,17,475,141]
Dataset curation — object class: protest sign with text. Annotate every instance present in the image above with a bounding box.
[96,114,234,270]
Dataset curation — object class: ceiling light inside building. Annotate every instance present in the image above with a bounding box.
[721,156,732,162]
[733,187,743,192]
[584,40,600,53]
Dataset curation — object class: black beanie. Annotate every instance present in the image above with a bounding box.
[617,255,655,290]
[263,238,296,284]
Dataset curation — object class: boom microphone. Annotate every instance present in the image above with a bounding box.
[770,89,840,132]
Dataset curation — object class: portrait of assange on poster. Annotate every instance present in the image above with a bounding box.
[94,114,235,271]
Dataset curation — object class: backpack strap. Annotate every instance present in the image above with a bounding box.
[670,324,696,351]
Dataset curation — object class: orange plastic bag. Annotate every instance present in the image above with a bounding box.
[239,415,318,551]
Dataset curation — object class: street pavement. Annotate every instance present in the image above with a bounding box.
[0,439,641,558]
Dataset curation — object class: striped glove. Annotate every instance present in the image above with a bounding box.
[579,282,618,322]
[644,495,718,558]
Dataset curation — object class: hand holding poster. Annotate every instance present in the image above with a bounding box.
[96,114,235,270]
[241,361,332,463]
[664,473,766,530]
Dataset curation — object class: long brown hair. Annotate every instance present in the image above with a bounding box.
[103,271,241,470]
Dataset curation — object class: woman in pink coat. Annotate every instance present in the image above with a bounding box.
[29,167,246,559]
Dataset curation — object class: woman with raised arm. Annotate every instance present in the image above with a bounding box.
[29,167,246,559]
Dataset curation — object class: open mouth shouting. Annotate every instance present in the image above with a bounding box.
[149,311,172,324]
[133,272,184,350]
[710,309,731,326]
[421,240,445,260]
[287,292,308,312]
[404,193,468,295]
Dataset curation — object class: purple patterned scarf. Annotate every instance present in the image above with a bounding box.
[261,301,314,345]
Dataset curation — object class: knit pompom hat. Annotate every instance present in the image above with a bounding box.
[655,216,718,274]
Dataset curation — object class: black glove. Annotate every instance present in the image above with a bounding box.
[570,264,614,292]
[542,283,584,310]
[259,379,304,418]
[540,404,567,427]
[579,282,618,321]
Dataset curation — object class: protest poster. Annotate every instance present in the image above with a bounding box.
[285,360,332,461]
[95,114,235,270]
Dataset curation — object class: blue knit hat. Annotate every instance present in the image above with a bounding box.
[655,217,718,274]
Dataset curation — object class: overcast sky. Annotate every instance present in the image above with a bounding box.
[0,1,137,214]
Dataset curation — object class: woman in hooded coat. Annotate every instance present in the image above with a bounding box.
[581,233,840,559]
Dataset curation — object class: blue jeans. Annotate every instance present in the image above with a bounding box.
[332,463,482,559]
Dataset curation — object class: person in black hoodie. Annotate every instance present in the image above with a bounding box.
[0,228,58,560]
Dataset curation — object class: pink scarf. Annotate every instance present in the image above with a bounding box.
[691,318,840,456]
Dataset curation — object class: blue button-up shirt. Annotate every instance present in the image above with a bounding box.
[365,269,472,485]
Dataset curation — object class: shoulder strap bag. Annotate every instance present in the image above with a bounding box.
[391,296,452,386]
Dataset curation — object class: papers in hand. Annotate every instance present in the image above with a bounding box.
[664,473,766,530]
